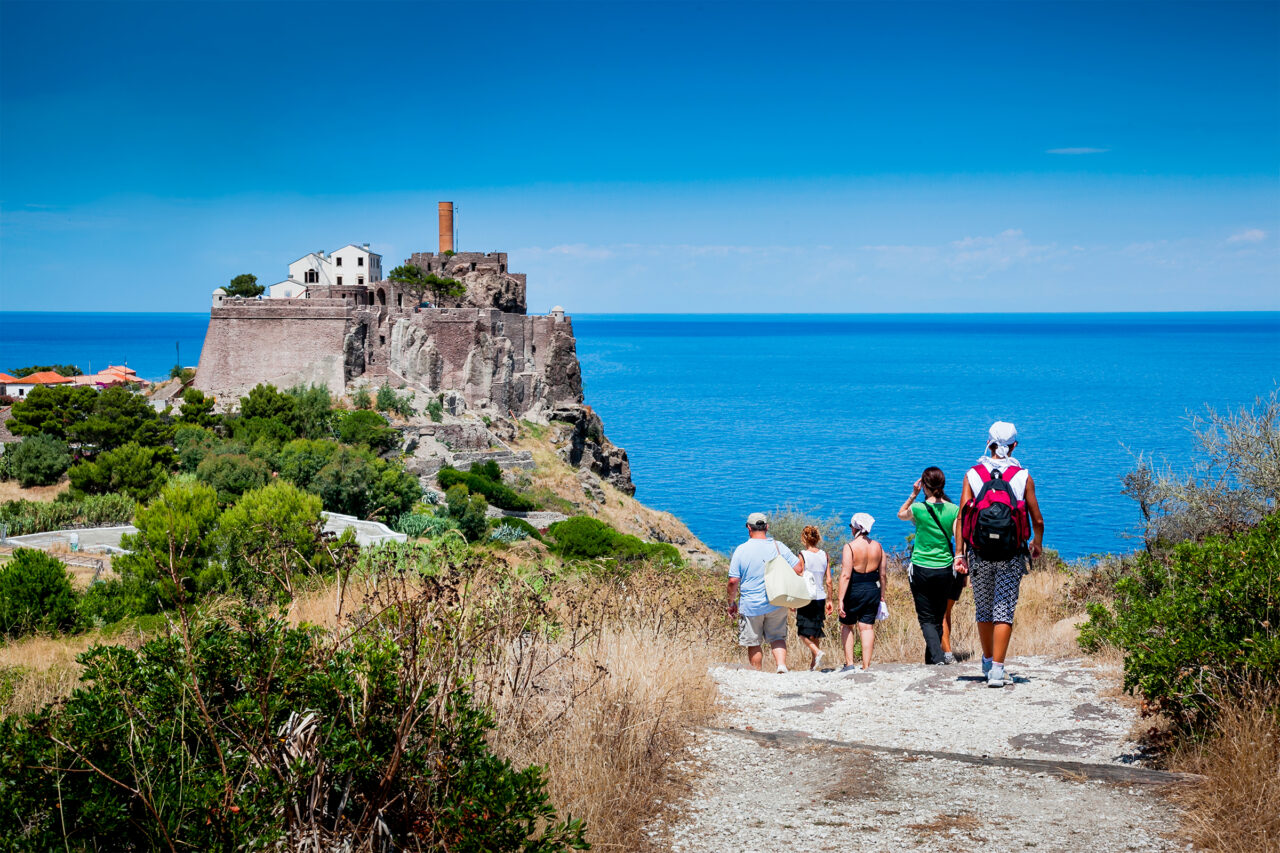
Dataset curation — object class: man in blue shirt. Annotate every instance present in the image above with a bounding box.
[727,512,800,673]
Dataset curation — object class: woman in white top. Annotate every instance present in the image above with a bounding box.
[954,421,1045,688]
[792,525,834,670]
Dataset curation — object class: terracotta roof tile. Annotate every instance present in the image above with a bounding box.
[19,371,75,385]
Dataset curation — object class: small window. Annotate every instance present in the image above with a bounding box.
[358,276,364,285]
[305,269,318,284]
[397,293,403,308]
[336,257,343,266]
[337,276,343,286]
[379,335,386,346]
[358,257,364,267]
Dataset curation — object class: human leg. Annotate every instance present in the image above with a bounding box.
[857,621,876,669]
[989,560,1025,665]
[738,614,768,670]
[747,645,763,670]
[968,555,997,661]
[760,608,790,672]
[992,622,1013,663]
[912,567,950,664]
[841,624,857,666]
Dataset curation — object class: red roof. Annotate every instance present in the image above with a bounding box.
[0,373,19,384]
[18,371,75,385]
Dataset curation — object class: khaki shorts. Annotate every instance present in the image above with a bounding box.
[738,608,788,646]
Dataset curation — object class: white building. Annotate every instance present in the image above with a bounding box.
[267,243,383,298]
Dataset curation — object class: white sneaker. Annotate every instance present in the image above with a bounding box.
[776,665,788,674]
[987,667,1007,688]
[812,652,825,671]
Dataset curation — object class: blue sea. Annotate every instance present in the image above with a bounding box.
[2,311,1277,559]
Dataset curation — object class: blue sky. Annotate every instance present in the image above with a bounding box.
[1,0,1276,313]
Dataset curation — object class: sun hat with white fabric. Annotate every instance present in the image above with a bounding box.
[849,512,875,534]
[987,421,1019,459]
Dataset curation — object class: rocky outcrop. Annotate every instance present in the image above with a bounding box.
[407,252,527,314]
[549,405,635,495]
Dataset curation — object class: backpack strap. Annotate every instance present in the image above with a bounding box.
[973,464,992,483]
[923,502,954,557]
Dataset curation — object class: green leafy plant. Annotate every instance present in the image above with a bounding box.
[4,434,71,487]
[1079,511,1280,730]
[351,386,373,410]
[113,478,222,610]
[0,549,79,636]
[490,522,532,544]
[426,397,444,422]
[215,480,326,602]
[437,466,536,512]
[395,511,460,538]
[68,441,169,502]
[223,272,263,298]
[0,493,135,536]
[445,484,489,543]
[196,452,271,503]
[337,409,398,452]
[546,516,680,565]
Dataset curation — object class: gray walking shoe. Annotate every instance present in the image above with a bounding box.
[943,652,956,665]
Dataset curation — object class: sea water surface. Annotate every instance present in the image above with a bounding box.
[1,311,1276,559]
[571,313,1280,559]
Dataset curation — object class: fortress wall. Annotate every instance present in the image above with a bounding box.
[193,301,350,405]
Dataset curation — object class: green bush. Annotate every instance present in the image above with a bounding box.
[68,441,169,502]
[445,484,489,543]
[177,387,217,427]
[470,459,503,482]
[395,512,460,538]
[0,549,79,636]
[0,611,588,850]
[216,481,325,602]
[195,452,270,503]
[546,516,680,565]
[5,434,71,487]
[1079,511,1280,730]
[426,397,444,422]
[115,478,222,608]
[437,466,536,512]
[309,446,421,520]
[351,386,372,410]
[490,515,543,542]
[337,409,399,452]
[276,437,339,490]
[78,576,159,625]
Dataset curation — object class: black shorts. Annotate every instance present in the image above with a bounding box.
[948,569,968,601]
[840,576,880,626]
[795,598,826,638]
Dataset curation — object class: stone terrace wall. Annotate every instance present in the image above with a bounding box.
[193,299,350,405]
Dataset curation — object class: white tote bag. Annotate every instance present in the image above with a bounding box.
[764,544,812,607]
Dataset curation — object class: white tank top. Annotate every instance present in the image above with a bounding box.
[966,460,1030,501]
[801,550,828,600]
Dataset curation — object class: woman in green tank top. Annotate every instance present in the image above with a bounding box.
[897,467,963,665]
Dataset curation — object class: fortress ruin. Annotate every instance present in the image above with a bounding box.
[194,204,583,420]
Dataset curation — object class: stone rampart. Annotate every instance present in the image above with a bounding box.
[193,299,350,404]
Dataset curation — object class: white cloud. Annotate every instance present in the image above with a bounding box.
[861,229,1054,278]
[1226,228,1266,244]
[1046,147,1109,155]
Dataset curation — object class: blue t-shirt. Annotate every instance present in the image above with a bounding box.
[729,538,800,616]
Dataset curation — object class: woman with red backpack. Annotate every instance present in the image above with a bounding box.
[953,421,1045,688]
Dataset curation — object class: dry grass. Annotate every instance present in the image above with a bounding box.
[1167,691,1280,853]
[0,626,150,717]
[0,478,69,503]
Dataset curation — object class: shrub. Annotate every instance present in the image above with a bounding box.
[195,452,270,502]
[1124,389,1279,549]
[395,512,460,538]
[0,549,79,636]
[0,609,587,851]
[490,522,532,544]
[309,446,420,520]
[376,383,398,412]
[337,409,399,452]
[437,466,536,512]
[426,397,444,422]
[470,459,503,482]
[115,478,222,608]
[1078,511,1280,731]
[77,576,158,625]
[490,515,543,542]
[68,441,169,502]
[445,484,489,543]
[276,437,339,490]
[216,480,325,602]
[351,386,372,410]
[285,384,334,439]
[547,516,680,565]
[5,434,70,487]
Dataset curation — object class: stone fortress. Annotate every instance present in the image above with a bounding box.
[193,203,633,493]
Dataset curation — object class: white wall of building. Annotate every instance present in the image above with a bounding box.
[268,280,309,299]
[330,244,382,288]
[267,245,383,297]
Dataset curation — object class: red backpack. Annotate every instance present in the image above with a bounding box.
[961,465,1031,561]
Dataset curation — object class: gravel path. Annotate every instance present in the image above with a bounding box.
[653,658,1190,851]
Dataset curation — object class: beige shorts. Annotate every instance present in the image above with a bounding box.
[738,609,788,646]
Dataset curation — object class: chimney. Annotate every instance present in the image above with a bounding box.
[438,201,454,253]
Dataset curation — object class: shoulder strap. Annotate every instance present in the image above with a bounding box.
[923,502,954,556]
[973,464,992,483]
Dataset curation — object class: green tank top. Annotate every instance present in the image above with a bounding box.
[910,501,959,569]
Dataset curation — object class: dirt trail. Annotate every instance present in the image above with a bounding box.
[654,658,1191,851]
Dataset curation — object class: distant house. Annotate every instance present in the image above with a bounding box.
[71,365,139,388]
[4,371,75,399]
[0,372,18,397]
[267,243,383,299]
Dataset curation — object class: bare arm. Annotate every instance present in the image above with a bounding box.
[897,480,922,521]
[1024,475,1045,560]
[726,578,740,616]
[878,546,888,601]
[954,476,973,574]
[837,544,852,617]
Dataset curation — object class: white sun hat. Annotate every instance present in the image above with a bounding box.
[849,512,875,534]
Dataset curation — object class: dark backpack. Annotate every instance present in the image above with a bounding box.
[962,465,1030,561]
